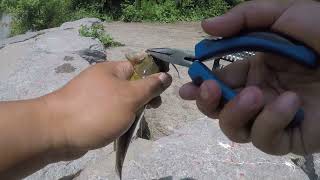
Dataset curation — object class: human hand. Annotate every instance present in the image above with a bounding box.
[180,0,320,155]
[44,61,172,158]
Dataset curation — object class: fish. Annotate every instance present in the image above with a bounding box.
[114,51,169,179]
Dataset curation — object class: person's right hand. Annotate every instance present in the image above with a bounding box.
[180,0,320,156]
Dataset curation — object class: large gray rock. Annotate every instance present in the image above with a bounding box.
[60,18,102,30]
[0,18,105,101]
[0,18,108,179]
[77,119,308,180]
[25,146,114,180]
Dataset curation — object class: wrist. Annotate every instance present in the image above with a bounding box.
[30,96,60,154]
[0,97,58,172]
[40,92,69,153]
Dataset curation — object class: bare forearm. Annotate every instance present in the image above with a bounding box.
[0,98,51,174]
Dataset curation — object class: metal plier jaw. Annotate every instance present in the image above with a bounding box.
[146,48,195,68]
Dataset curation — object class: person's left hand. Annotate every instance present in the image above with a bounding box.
[43,61,172,157]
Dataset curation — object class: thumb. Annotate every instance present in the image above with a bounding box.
[101,61,134,80]
[130,73,172,108]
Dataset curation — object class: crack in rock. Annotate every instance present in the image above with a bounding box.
[58,170,82,180]
[0,32,45,48]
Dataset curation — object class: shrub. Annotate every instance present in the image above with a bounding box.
[1,0,240,36]
[2,0,108,35]
[121,0,229,23]
[121,0,181,22]
[9,0,70,35]
[79,24,124,48]
[121,3,143,22]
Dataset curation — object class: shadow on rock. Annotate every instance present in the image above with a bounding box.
[154,176,197,180]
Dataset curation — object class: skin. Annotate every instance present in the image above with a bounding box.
[0,61,172,178]
[180,0,320,156]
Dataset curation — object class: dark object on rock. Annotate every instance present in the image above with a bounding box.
[64,56,74,61]
[55,63,76,73]
[77,49,107,64]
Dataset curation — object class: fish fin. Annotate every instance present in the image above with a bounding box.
[115,107,146,179]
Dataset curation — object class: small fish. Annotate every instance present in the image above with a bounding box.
[114,51,169,179]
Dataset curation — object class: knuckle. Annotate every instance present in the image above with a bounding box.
[196,100,213,117]
[251,135,285,155]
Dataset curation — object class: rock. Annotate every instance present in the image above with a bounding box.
[75,139,153,180]
[60,18,102,30]
[292,154,319,180]
[24,145,114,180]
[313,154,320,180]
[77,119,308,180]
[0,31,44,47]
[0,18,107,179]
[0,18,105,101]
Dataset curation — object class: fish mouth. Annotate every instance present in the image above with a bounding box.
[153,57,170,73]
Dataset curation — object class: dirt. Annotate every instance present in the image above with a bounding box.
[103,21,206,60]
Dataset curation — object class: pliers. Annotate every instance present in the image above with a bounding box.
[147,31,319,128]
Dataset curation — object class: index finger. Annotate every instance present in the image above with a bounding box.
[179,59,249,100]
[202,0,320,53]
[202,0,293,37]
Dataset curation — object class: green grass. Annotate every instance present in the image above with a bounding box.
[79,24,124,48]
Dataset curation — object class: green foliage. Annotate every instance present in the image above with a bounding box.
[79,24,124,48]
[1,0,243,35]
[121,0,229,23]
[121,3,143,22]
[1,0,111,35]
[8,0,70,35]
[69,8,112,22]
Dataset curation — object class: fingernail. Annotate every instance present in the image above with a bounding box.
[275,92,299,111]
[159,73,172,87]
[238,88,257,107]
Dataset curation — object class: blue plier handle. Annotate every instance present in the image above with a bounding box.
[189,32,318,128]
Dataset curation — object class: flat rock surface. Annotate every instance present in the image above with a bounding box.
[0,18,108,180]
[0,18,104,101]
[77,119,308,180]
